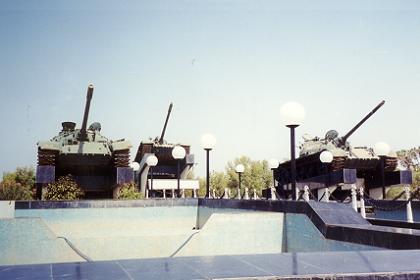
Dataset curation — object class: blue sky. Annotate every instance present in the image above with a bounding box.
[1,1,419,178]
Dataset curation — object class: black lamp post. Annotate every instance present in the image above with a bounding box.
[235,164,245,199]
[172,145,186,198]
[319,150,333,201]
[288,125,298,200]
[130,161,140,194]
[146,155,158,198]
[281,102,305,200]
[268,158,280,198]
[374,142,391,200]
[380,156,386,199]
[201,134,216,198]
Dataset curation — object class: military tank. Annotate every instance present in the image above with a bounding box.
[36,84,133,198]
[134,103,194,180]
[276,100,398,186]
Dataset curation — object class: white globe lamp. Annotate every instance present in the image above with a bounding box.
[280,101,305,127]
[129,162,140,172]
[319,151,334,163]
[268,158,280,169]
[146,155,158,167]
[374,142,391,156]
[201,134,217,150]
[172,145,186,159]
[235,164,245,173]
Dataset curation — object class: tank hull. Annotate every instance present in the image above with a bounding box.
[134,142,192,178]
[276,151,398,187]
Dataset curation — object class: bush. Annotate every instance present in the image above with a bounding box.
[44,175,84,200]
[0,180,33,200]
[387,186,405,200]
[117,182,143,200]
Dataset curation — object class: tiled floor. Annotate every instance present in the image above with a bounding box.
[2,250,420,280]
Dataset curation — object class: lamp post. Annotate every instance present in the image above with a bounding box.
[319,151,333,201]
[146,155,158,197]
[235,164,245,199]
[268,158,280,188]
[130,161,140,194]
[374,142,391,200]
[280,102,305,200]
[201,134,217,198]
[172,145,186,198]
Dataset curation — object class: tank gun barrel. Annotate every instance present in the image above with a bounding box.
[337,100,385,145]
[159,102,173,144]
[78,84,94,141]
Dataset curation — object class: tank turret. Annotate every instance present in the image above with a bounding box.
[299,100,392,167]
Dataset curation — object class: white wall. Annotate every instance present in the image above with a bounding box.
[0,201,15,218]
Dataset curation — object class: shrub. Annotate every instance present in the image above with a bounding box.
[117,182,143,200]
[44,175,84,200]
[0,180,33,200]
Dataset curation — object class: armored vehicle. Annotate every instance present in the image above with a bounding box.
[36,84,133,198]
[276,100,398,186]
[134,103,194,189]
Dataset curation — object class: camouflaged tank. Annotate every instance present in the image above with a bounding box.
[36,84,132,197]
[277,101,398,183]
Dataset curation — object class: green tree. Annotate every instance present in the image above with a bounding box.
[198,177,206,197]
[0,180,33,200]
[0,166,35,200]
[44,175,84,200]
[226,156,272,197]
[198,171,229,197]
[387,148,420,199]
[397,147,420,171]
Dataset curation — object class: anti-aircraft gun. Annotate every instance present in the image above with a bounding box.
[276,100,398,188]
[36,84,133,198]
[134,103,195,195]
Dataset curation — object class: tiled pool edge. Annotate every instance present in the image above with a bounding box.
[15,198,198,209]
[14,198,420,250]
[6,198,420,279]
[198,199,420,250]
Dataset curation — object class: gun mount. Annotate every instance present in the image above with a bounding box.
[334,100,385,147]
[159,102,173,144]
[78,84,94,141]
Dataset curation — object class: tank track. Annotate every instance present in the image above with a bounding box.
[113,149,130,167]
[384,156,398,171]
[331,156,346,171]
[37,149,57,166]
